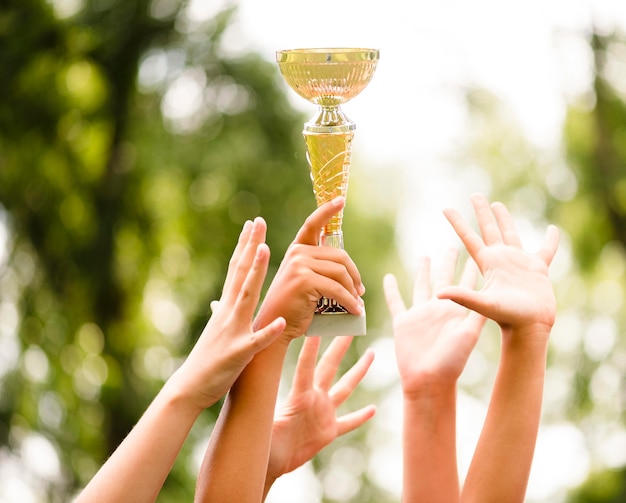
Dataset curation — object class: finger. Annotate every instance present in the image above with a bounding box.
[291,336,322,393]
[222,217,268,304]
[221,220,253,294]
[249,316,286,355]
[458,257,480,290]
[290,244,364,297]
[285,248,363,312]
[336,404,377,437]
[231,243,271,319]
[536,224,560,266]
[329,347,375,406]
[301,259,360,301]
[315,335,354,391]
[433,248,459,292]
[412,257,432,304]
[210,300,220,313]
[490,201,523,248]
[442,207,486,264]
[470,193,503,246]
[293,197,346,246]
[436,286,489,318]
[229,220,253,267]
[313,275,364,316]
[383,273,407,317]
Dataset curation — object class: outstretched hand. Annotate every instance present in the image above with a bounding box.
[169,217,286,412]
[436,193,560,334]
[384,248,486,395]
[266,336,375,487]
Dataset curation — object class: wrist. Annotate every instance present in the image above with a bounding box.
[501,323,552,353]
[402,380,457,437]
[402,378,457,405]
[160,373,205,419]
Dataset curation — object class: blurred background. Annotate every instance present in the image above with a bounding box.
[1,0,626,501]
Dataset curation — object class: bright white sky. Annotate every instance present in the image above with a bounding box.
[210,1,626,502]
[215,0,626,264]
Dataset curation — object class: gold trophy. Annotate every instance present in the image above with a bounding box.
[276,47,379,336]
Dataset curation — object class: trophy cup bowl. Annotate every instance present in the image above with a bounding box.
[276,48,379,336]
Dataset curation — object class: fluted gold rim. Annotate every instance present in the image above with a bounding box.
[276,48,379,64]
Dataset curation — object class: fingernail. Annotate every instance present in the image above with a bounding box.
[358,283,366,296]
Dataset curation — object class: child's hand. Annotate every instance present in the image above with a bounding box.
[266,336,375,485]
[167,217,286,412]
[444,195,560,502]
[384,248,486,396]
[254,197,365,340]
[437,194,560,337]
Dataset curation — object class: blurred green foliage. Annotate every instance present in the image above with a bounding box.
[0,0,398,501]
[560,32,626,502]
[560,33,626,272]
[461,28,626,503]
[568,466,626,503]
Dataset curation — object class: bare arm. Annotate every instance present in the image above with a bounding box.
[462,327,548,502]
[194,197,365,503]
[76,218,285,503]
[437,193,559,503]
[384,249,486,503]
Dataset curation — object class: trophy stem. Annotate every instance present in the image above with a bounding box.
[320,232,344,249]
[303,128,354,239]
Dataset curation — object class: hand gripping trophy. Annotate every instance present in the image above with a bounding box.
[276,48,379,336]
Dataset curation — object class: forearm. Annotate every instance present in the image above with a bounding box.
[195,339,290,503]
[402,383,459,503]
[77,383,200,503]
[461,329,549,503]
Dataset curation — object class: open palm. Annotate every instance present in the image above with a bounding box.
[437,194,559,334]
[384,248,486,395]
[267,336,375,480]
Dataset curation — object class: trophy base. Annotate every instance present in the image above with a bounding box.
[306,309,367,337]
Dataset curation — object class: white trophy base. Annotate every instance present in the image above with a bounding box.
[306,309,367,337]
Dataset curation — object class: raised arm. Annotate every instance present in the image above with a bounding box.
[384,248,486,503]
[76,217,285,503]
[194,197,365,503]
[437,193,559,503]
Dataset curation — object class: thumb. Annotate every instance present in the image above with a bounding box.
[293,197,345,245]
[436,286,488,317]
[249,317,287,353]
